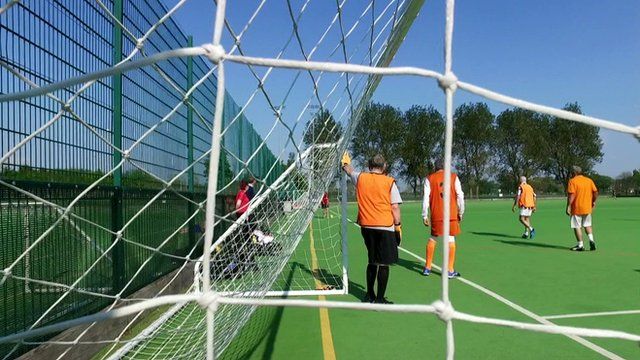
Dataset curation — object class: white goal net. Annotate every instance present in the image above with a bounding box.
[0,0,421,358]
[0,0,639,360]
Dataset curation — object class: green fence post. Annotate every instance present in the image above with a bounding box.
[186,36,196,249]
[111,0,125,295]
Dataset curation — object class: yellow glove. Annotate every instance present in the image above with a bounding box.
[341,151,351,167]
[394,224,402,246]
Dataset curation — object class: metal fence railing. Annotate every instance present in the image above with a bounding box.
[0,0,282,357]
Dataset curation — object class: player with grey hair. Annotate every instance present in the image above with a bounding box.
[341,152,402,303]
[566,166,599,251]
[512,176,537,239]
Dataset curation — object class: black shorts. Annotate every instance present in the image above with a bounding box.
[321,203,329,209]
[361,227,398,265]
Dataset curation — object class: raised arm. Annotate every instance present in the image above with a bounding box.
[342,163,354,176]
[341,152,353,176]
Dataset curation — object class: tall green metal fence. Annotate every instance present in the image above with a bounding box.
[0,0,282,357]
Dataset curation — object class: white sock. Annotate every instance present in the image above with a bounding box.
[578,241,584,248]
[528,226,533,231]
[587,233,594,242]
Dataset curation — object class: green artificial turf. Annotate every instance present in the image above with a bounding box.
[221,197,639,359]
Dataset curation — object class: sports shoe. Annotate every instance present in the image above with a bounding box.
[374,297,394,304]
[447,271,461,279]
[589,241,596,251]
[529,228,536,239]
[422,267,431,276]
[521,233,528,239]
[362,293,376,303]
[570,245,584,251]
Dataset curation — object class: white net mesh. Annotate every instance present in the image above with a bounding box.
[0,0,419,358]
[0,0,639,360]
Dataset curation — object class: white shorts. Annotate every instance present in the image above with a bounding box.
[519,207,533,217]
[571,214,592,229]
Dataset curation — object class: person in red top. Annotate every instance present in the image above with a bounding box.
[321,192,330,218]
[231,180,256,274]
[235,180,250,218]
[566,166,598,251]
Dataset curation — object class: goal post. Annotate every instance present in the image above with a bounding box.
[340,169,350,297]
[192,143,343,292]
[263,148,350,298]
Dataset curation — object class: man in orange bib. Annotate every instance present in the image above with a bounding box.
[342,152,402,304]
[421,159,464,279]
[566,166,598,251]
[511,176,537,239]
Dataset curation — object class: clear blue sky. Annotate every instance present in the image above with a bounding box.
[168,0,639,177]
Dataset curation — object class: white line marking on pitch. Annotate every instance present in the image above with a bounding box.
[396,247,625,360]
[543,310,640,320]
[335,210,625,360]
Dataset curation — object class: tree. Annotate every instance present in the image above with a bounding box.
[633,169,640,189]
[123,169,164,189]
[589,172,613,195]
[303,109,343,146]
[493,108,544,191]
[533,102,603,188]
[399,105,444,195]
[0,165,107,185]
[351,102,404,174]
[453,102,495,198]
[615,172,634,196]
[528,176,564,195]
[614,170,640,196]
[286,151,296,167]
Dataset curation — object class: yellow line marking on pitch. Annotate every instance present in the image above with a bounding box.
[309,222,337,360]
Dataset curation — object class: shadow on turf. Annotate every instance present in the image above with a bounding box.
[397,258,443,276]
[396,257,435,274]
[493,239,567,250]
[471,231,522,239]
[306,265,370,302]
[222,261,351,359]
[306,268,373,303]
[222,262,317,360]
[221,270,294,360]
